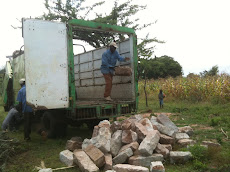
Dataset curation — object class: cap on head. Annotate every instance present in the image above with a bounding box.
[109,42,118,48]
[19,78,25,85]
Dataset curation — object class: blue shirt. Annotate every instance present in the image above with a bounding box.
[100,49,125,74]
[17,85,33,113]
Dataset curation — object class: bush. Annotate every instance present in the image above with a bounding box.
[210,117,221,126]
[192,159,208,171]
[188,144,208,162]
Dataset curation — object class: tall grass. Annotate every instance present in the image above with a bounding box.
[139,74,230,103]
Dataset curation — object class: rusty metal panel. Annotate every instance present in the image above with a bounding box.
[74,39,135,100]
[23,19,69,109]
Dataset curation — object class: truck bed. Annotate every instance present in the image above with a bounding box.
[76,99,134,106]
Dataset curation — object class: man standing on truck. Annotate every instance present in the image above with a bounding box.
[101,42,130,101]
[17,78,33,141]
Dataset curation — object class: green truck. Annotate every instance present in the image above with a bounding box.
[1,19,138,128]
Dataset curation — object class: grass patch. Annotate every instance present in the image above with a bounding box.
[0,89,230,171]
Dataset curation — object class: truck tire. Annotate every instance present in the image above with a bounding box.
[86,119,101,131]
[42,111,67,138]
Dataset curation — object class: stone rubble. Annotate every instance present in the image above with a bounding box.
[59,114,219,172]
[150,161,165,172]
[113,164,149,172]
[73,149,99,172]
[59,150,74,166]
[84,144,105,168]
[66,136,82,151]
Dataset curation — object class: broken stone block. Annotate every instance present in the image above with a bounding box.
[134,122,148,140]
[82,138,91,150]
[139,118,154,132]
[159,134,175,145]
[111,130,123,157]
[73,149,99,172]
[161,144,172,151]
[138,130,160,156]
[178,139,196,147]
[151,121,175,137]
[113,148,133,165]
[82,127,111,153]
[150,161,165,172]
[178,126,194,136]
[66,137,82,151]
[201,141,221,147]
[122,130,138,144]
[175,133,190,141]
[98,120,111,129]
[92,125,99,138]
[128,154,164,167]
[59,150,74,167]
[128,119,139,131]
[150,116,158,123]
[157,114,179,133]
[155,143,169,158]
[118,142,139,154]
[113,164,149,172]
[104,153,113,171]
[71,136,83,142]
[170,151,192,164]
[84,144,105,168]
[121,120,132,130]
[111,121,121,133]
[129,114,143,121]
[38,169,52,172]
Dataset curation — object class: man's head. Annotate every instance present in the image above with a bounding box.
[19,78,25,86]
[109,42,118,53]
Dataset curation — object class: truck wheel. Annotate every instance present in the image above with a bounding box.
[42,111,67,138]
[86,119,101,131]
[42,111,52,130]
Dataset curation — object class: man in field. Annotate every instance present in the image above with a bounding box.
[100,42,130,101]
[17,78,33,141]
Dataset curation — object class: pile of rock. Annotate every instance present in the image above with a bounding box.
[60,114,196,172]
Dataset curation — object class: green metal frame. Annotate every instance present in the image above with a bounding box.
[67,26,76,114]
[67,19,138,117]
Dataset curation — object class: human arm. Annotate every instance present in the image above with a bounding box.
[16,91,23,114]
[115,51,130,62]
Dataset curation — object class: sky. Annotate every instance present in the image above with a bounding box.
[0,0,230,76]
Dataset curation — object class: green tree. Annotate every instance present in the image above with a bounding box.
[200,65,219,77]
[139,55,182,79]
[42,0,162,51]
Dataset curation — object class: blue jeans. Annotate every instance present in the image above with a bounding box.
[159,100,163,107]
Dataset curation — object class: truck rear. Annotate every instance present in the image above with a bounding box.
[2,19,139,127]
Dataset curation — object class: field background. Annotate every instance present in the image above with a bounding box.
[0,76,230,172]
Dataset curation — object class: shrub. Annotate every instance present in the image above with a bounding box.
[192,159,208,171]
[210,117,221,126]
[188,144,208,162]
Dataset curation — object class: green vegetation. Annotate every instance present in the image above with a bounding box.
[0,76,230,171]
[42,0,163,56]
[139,56,183,79]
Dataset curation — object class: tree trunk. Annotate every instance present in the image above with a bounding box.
[144,75,148,107]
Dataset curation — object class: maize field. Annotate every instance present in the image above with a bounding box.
[139,74,230,103]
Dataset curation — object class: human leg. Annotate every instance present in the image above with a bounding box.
[24,112,32,140]
[103,74,113,98]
